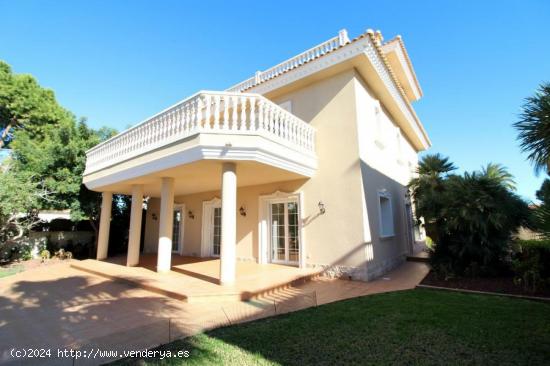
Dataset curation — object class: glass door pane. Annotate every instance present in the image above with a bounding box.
[212,207,222,256]
[271,203,285,261]
[287,202,299,263]
[172,209,181,252]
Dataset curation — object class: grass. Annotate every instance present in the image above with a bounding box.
[114,289,550,365]
[0,265,23,278]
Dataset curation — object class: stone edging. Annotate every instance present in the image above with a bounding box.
[416,284,550,302]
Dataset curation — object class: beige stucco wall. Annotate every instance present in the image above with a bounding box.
[271,69,369,276]
[353,72,420,279]
[144,70,368,277]
[142,68,421,281]
[144,197,160,253]
[173,180,305,260]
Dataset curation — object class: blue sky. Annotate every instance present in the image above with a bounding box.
[1,0,549,200]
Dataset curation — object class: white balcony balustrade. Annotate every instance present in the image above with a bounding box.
[84,91,316,175]
[227,29,350,93]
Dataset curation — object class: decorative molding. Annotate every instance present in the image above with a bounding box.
[236,33,429,150]
[83,137,318,191]
[258,190,305,268]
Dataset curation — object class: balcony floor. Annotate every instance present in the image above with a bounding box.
[71,254,321,303]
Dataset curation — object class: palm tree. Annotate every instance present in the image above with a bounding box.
[514,82,550,175]
[416,153,457,178]
[480,163,516,191]
[409,154,457,243]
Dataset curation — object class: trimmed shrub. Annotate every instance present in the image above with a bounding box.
[48,219,74,232]
[427,174,530,278]
[512,240,550,293]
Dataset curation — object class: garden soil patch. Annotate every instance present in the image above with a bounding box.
[421,271,550,298]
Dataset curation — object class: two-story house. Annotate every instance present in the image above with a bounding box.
[82,28,430,284]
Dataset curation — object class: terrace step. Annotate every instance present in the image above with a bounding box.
[407,251,429,263]
[70,256,323,303]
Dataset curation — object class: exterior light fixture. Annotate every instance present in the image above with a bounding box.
[239,206,247,217]
[188,211,195,219]
[318,201,326,215]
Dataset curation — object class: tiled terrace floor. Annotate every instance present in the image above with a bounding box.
[71,254,322,302]
[0,258,429,365]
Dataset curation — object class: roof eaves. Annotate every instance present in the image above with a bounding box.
[383,35,423,97]
[366,30,431,148]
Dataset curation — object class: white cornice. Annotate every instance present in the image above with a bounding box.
[241,35,430,150]
[83,134,317,191]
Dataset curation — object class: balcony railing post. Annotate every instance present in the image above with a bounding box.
[204,94,212,131]
[222,95,229,130]
[338,29,350,46]
[249,97,256,131]
[213,95,221,130]
[257,99,265,131]
[195,95,202,132]
[240,96,247,131]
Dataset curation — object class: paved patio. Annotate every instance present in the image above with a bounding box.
[71,254,323,302]
[0,259,429,365]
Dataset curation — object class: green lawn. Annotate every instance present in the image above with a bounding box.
[114,289,550,365]
[0,265,23,279]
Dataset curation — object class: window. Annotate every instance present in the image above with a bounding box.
[212,207,222,256]
[396,128,405,165]
[378,191,394,237]
[373,100,385,149]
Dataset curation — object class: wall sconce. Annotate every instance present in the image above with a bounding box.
[151,213,158,221]
[239,206,247,217]
[188,211,195,219]
[318,201,326,215]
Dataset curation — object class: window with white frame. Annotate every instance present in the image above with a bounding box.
[378,191,395,237]
[396,127,405,165]
[373,100,385,149]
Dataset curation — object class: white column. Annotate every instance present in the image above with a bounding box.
[126,185,144,267]
[157,177,175,272]
[96,192,113,260]
[220,163,237,284]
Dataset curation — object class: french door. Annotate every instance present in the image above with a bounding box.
[270,200,300,265]
[211,206,222,256]
[172,205,185,254]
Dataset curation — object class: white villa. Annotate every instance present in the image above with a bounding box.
[83,28,430,284]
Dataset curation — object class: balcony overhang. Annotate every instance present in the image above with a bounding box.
[83,132,316,194]
[380,37,423,102]
[83,91,317,193]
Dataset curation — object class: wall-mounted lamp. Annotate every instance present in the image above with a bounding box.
[318,201,326,215]
[151,213,158,221]
[188,211,195,219]
[239,206,247,217]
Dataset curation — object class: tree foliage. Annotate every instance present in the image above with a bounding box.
[514,82,550,175]
[410,154,530,277]
[480,162,517,191]
[0,61,70,148]
[0,60,119,258]
[0,171,49,260]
